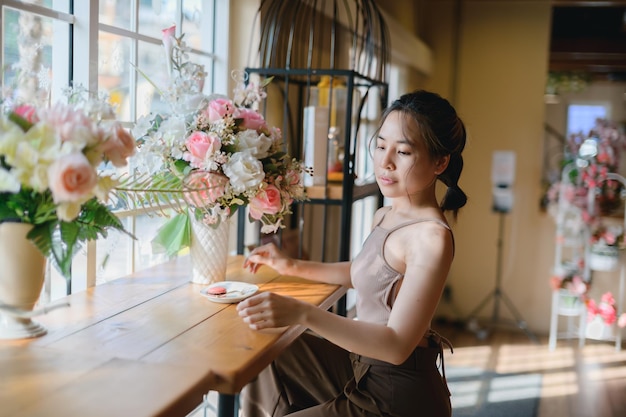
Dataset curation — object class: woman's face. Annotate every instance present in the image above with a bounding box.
[374,111,443,199]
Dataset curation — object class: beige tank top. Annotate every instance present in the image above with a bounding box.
[350,215,452,325]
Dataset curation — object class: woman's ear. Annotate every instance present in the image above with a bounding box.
[435,155,450,175]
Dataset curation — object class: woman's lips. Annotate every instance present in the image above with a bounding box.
[378,176,395,186]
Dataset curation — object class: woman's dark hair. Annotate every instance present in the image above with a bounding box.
[379,90,467,218]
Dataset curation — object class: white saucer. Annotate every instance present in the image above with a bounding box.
[200,281,259,304]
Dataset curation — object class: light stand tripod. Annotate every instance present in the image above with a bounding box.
[465,210,539,342]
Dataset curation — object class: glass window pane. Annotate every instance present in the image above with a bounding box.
[137,0,175,38]
[1,8,55,106]
[136,39,170,118]
[136,0,206,39]
[97,214,173,283]
[98,31,132,120]
[99,0,132,30]
[180,0,209,49]
[20,0,68,12]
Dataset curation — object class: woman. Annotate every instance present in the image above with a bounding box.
[237,89,467,417]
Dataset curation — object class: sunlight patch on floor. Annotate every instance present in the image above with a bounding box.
[495,344,575,373]
[446,345,493,368]
[588,363,626,381]
[538,371,579,398]
[486,373,542,403]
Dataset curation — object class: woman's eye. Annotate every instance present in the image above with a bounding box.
[398,150,411,155]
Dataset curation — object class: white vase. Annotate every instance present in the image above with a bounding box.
[0,222,47,339]
[585,316,615,340]
[557,289,583,316]
[588,245,620,272]
[189,215,230,285]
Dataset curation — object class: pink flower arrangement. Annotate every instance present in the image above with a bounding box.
[586,291,626,327]
[129,26,308,248]
[589,223,624,248]
[0,86,136,278]
[542,118,626,220]
[550,263,589,296]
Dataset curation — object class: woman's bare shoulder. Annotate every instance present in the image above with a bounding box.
[371,206,392,229]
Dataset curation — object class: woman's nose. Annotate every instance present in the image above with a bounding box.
[379,151,394,169]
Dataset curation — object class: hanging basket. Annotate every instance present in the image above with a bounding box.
[588,244,620,271]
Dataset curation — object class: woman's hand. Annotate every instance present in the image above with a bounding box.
[236,292,308,330]
[243,242,294,274]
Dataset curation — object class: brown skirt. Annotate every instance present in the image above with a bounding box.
[240,331,452,417]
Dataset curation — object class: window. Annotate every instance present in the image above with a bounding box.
[0,0,228,300]
[567,103,610,136]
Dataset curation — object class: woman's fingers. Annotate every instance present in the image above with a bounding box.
[237,292,297,330]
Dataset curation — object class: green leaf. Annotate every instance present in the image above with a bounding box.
[151,212,191,257]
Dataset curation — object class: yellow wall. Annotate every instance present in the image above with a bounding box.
[383,0,555,334]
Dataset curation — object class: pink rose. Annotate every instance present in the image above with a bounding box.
[47,153,98,203]
[237,108,267,132]
[248,184,282,220]
[14,105,39,124]
[183,131,221,168]
[185,171,228,206]
[101,123,136,167]
[204,98,237,123]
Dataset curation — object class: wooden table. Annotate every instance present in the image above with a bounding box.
[0,255,346,417]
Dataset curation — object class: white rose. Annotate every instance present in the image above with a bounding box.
[223,152,265,194]
[237,130,273,159]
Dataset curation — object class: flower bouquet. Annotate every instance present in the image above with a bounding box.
[585,291,626,339]
[115,27,308,266]
[0,86,136,278]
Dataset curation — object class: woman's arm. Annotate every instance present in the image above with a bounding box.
[238,222,453,365]
[244,242,353,287]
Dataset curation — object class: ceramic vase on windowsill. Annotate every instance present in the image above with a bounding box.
[189,215,230,285]
[0,222,48,339]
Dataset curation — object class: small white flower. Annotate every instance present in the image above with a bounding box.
[260,221,281,234]
[132,115,153,138]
